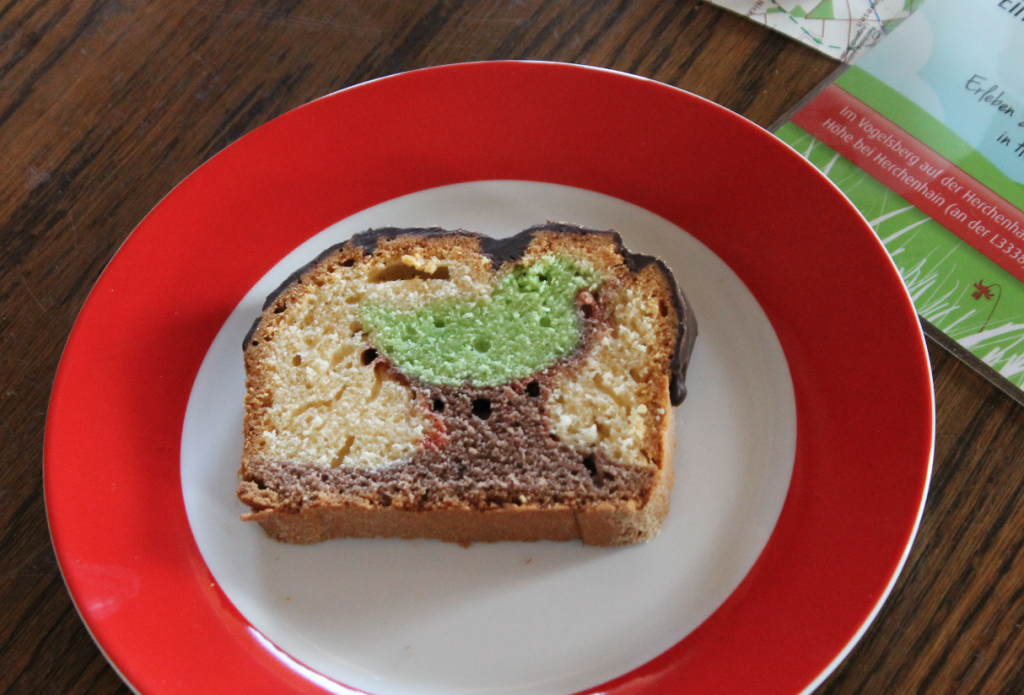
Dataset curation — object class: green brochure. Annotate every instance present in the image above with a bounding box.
[774,0,1024,401]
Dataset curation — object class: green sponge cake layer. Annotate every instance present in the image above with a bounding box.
[361,256,598,387]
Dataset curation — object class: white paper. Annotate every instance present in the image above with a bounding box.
[710,0,926,62]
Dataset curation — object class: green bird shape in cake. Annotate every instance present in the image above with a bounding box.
[360,256,598,387]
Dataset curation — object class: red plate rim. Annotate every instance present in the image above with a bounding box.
[44,61,934,695]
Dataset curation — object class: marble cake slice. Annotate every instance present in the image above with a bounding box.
[237,223,697,546]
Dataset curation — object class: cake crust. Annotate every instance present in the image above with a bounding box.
[238,224,695,546]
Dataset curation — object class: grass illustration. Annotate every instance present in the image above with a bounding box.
[776,124,1024,387]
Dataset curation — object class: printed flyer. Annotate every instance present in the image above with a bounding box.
[774,0,1024,396]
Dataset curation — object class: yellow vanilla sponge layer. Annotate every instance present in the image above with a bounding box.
[246,245,493,469]
[548,282,669,470]
[245,235,671,471]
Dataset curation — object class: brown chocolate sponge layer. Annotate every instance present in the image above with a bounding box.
[238,375,655,514]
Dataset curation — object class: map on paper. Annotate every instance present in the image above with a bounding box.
[710,0,926,62]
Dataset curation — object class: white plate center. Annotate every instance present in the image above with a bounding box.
[181,181,796,695]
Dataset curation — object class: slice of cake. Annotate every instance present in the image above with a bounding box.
[237,224,697,546]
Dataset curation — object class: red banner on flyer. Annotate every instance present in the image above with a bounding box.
[791,85,1024,285]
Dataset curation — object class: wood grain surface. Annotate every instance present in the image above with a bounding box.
[2,1,1022,693]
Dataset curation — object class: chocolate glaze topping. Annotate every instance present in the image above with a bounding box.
[245,224,697,404]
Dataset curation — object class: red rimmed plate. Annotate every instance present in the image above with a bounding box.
[45,61,933,695]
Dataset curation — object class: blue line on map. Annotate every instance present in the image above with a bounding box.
[867,1,887,35]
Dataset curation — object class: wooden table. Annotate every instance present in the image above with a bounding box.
[3,1,1023,693]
